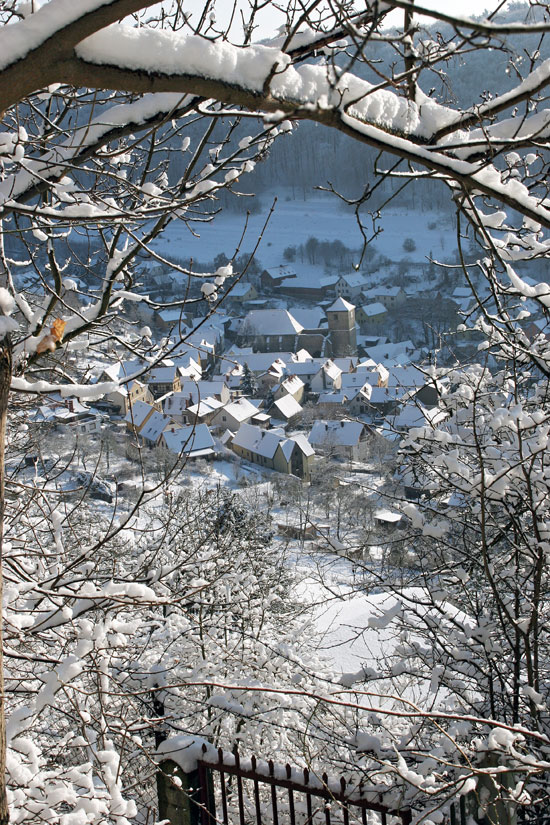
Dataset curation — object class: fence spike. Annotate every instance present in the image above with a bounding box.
[286,764,292,780]
[304,767,310,785]
[251,755,257,771]
[218,747,223,766]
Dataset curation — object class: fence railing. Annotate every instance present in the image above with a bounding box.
[158,743,412,825]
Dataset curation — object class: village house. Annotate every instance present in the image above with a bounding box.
[135,409,175,446]
[147,365,182,398]
[340,372,372,395]
[209,397,258,432]
[160,423,215,459]
[347,385,374,416]
[355,302,388,334]
[98,360,147,412]
[259,265,297,291]
[361,340,416,365]
[227,282,258,304]
[309,419,370,461]
[178,397,225,426]
[154,306,192,332]
[384,365,441,407]
[278,274,337,301]
[273,374,305,404]
[335,273,367,301]
[387,403,446,435]
[31,397,103,435]
[124,399,154,432]
[355,385,401,418]
[180,379,231,405]
[230,423,315,480]
[309,360,342,393]
[271,394,303,426]
[238,309,304,352]
[281,358,342,394]
[361,285,408,308]
[316,390,347,412]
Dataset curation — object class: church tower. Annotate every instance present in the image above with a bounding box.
[326,297,357,357]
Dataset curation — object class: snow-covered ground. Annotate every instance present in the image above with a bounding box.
[153,188,456,270]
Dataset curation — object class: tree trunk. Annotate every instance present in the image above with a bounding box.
[0,336,12,825]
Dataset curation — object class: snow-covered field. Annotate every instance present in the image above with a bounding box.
[153,188,456,270]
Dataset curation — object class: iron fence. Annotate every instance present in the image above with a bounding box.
[192,744,412,825]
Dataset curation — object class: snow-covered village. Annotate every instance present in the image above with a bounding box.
[1,2,550,825]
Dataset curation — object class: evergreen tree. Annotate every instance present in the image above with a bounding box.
[241,363,258,396]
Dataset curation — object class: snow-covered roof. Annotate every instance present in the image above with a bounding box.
[327,297,355,312]
[361,302,387,316]
[368,386,400,403]
[363,341,415,364]
[288,433,315,458]
[273,394,303,420]
[391,405,445,431]
[219,397,258,423]
[338,273,366,288]
[229,282,255,297]
[310,420,365,447]
[179,380,227,402]
[362,286,403,299]
[291,308,326,329]
[139,410,172,443]
[375,510,402,523]
[232,423,313,462]
[263,264,296,280]
[148,366,178,383]
[341,373,370,390]
[387,365,427,390]
[279,375,305,394]
[233,423,281,459]
[187,397,224,418]
[283,360,321,378]
[125,400,155,429]
[162,423,215,456]
[292,349,314,362]
[321,360,342,381]
[241,309,303,336]
[102,359,144,383]
[251,412,271,423]
[318,391,347,404]
[220,352,294,375]
[158,307,188,324]
[333,357,358,372]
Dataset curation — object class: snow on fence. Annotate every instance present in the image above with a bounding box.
[157,742,413,825]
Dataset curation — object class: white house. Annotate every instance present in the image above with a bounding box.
[209,397,258,432]
[272,394,303,424]
[309,419,370,460]
[160,423,215,459]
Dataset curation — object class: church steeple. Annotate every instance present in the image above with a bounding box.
[326,297,357,357]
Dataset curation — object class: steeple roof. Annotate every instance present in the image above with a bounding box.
[327,297,355,312]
